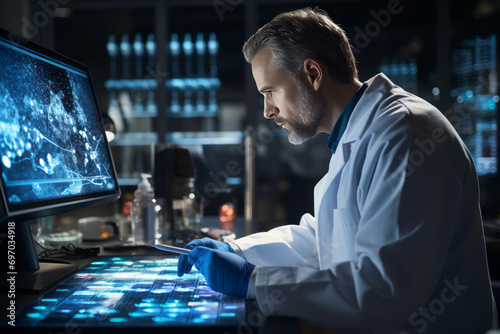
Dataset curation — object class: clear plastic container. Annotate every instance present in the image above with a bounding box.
[131,174,157,244]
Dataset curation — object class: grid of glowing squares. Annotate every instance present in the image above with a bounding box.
[18,256,245,327]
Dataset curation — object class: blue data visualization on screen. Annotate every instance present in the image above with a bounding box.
[14,256,246,328]
[0,38,117,205]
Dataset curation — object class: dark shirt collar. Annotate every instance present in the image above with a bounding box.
[327,82,369,153]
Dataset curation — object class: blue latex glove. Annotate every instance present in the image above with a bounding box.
[177,238,234,277]
[188,246,255,297]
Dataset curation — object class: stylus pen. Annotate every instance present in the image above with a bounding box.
[150,244,191,255]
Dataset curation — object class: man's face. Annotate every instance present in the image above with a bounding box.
[251,47,323,145]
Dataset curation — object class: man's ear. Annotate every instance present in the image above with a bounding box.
[303,58,323,91]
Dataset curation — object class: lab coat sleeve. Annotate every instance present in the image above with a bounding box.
[232,213,319,268]
[253,102,476,328]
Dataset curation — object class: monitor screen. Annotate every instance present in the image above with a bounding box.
[12,256,246,330]
[0,29,120,223]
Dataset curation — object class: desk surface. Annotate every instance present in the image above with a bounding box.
[1,226,300,334]
[8,255,247,332]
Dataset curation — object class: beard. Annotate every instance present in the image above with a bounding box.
[276,80,323,145]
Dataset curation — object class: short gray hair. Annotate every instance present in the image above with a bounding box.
[242,7,358,84]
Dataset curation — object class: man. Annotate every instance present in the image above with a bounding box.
[177,7,497,333]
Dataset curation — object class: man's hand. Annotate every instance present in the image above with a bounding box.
[188,247,255,297]
[177,238,234,277]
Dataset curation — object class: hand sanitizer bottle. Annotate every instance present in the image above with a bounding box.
[131,173,157,244]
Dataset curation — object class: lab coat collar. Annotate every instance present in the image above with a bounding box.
[340,73,395,144]
[327,82,369,153]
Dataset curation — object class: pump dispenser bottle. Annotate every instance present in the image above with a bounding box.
[131,173,157,244]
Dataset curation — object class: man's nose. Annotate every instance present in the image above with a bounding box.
[263,99,279,119]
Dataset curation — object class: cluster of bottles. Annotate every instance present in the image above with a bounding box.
[106,33,158,123]
[104,32,220,128]
[167,32,220,116]
[379,58,418,94]
[452,35,497,98]
[451,35,498,176]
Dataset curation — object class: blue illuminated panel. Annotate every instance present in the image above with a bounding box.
[0,37,117,206]
[15,256,246,328]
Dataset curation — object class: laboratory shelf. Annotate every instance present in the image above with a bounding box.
[117,177,142,186]
[110,132,158,146]
[167,131,244,146]
[105,79,157,91]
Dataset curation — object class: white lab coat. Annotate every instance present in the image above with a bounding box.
[233,73,497,333]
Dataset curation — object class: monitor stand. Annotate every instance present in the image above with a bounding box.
[0,221,79,293]
[1,262,79,293]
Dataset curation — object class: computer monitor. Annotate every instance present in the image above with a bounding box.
[0,28,120,290]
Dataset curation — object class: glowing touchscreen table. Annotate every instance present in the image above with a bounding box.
[14,256,246,328]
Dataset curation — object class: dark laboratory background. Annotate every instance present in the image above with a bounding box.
[0,0,499,232]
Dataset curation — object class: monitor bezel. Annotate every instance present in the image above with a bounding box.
[0,27,121,224]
